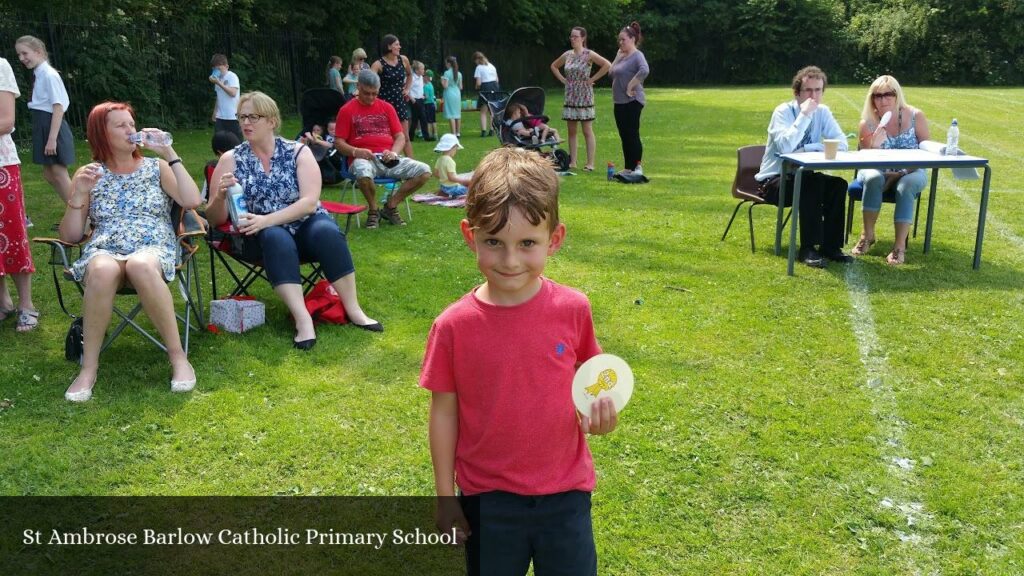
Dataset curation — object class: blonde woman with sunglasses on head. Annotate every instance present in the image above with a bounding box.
[852,75,930,266]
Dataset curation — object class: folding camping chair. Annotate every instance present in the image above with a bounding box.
[35,206,207,359]
[206,201,366,300]
[339,156,412,227]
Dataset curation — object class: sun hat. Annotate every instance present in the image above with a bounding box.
[434,133,464,153]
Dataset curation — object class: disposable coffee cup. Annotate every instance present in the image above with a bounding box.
[572,354,634,415]
[823,139,841,160]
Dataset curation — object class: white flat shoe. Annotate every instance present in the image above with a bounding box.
[170,362,196,393]
[170,378,196,393]
[65,382,94,403]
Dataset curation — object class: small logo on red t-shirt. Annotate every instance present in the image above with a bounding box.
[353,113,391,140]
[555,342,566,356]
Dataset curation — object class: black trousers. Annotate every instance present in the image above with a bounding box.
[613,100,644,170]
[759,171,848,251]
[409,98,428,140]
[214,118,243,143]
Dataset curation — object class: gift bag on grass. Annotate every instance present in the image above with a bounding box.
[304,280,348,324]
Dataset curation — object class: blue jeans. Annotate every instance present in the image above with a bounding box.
[256,213,354,286]
[858,169,928,224]
[461,490,596,576]
[440,183,468,197]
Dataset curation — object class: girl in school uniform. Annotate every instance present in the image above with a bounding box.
[14,35,74,206]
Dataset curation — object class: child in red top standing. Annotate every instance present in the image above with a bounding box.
[420,146,617,576]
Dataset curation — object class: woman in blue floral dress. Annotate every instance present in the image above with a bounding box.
[207,92,381,350]
[60,102,202,402]
[550,27,611,171]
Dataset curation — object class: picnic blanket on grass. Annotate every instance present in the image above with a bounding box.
[412,194,466,208]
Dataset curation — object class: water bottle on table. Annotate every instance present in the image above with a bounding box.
[944,119,959,156]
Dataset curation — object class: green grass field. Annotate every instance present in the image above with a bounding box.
[1,86,1022,574]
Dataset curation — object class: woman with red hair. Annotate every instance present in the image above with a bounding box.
[59,102,201,402]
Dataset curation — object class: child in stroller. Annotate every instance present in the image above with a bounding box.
[485,86,571,171]
[504,103,560,144]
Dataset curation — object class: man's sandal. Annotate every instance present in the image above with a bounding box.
[16,309,39,332]
[886,248,906,266]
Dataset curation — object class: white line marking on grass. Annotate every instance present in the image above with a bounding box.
[845,264,939,567]
[950,182,1024,251]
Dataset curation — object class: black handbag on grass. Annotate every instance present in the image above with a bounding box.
[64,317,84,363]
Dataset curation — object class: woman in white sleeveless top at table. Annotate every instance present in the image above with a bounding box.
[851,75,930,266]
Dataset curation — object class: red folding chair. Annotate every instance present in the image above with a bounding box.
[207,202,365,299]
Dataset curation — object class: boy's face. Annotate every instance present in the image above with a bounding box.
[460,207,565,306]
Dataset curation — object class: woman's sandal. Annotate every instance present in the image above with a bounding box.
[0,306,14,322]
[851,236,876,256]
[15,309,39,332]
[886,247,906,266]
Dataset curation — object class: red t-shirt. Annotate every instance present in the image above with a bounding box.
[420,278,602,496]
[335,97,402,153]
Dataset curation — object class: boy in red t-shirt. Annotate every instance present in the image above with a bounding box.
[420,147,617,576]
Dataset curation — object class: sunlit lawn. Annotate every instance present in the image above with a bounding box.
[1,86,1022,574]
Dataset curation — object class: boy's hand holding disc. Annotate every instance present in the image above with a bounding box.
[573,354,633,434]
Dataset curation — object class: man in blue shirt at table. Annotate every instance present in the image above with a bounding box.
[755,65,852,268]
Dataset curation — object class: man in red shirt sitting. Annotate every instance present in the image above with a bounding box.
[334,70,431,229]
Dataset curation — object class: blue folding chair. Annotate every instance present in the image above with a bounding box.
[339,156,412,227]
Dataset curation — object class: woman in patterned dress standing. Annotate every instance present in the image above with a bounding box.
[550,26,611,171]
[60,101,202,402]
[370,34,414,158]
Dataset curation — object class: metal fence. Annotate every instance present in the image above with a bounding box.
[1,17,556,148]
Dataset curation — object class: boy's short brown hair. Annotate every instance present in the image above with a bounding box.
[211,53,229,67]
[466,147,560,234]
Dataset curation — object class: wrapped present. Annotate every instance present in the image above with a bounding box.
[209,297,265,333]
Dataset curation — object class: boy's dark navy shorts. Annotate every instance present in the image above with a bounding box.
[424,102,437,124]
[460,490,596,576]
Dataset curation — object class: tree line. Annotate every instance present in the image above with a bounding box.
[2,0,1020,135]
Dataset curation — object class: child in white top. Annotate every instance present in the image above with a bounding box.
[14,35,74,206]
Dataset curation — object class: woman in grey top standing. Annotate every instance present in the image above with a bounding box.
[609,22,649,175]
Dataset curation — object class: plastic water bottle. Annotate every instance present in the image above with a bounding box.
[944,119,959,156]
[226,183,249,227]
[130,131,173,147]
[607,162,615,181]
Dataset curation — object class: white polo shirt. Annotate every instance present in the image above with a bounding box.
[28,60,70,113]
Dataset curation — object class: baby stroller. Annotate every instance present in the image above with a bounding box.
[299,88,348,184]
[484,86,571,171]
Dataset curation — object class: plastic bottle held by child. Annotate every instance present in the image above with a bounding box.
[944,119,959,156]
[226,183,249,227]
[607,162,615,181]
[130,131,174,147]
